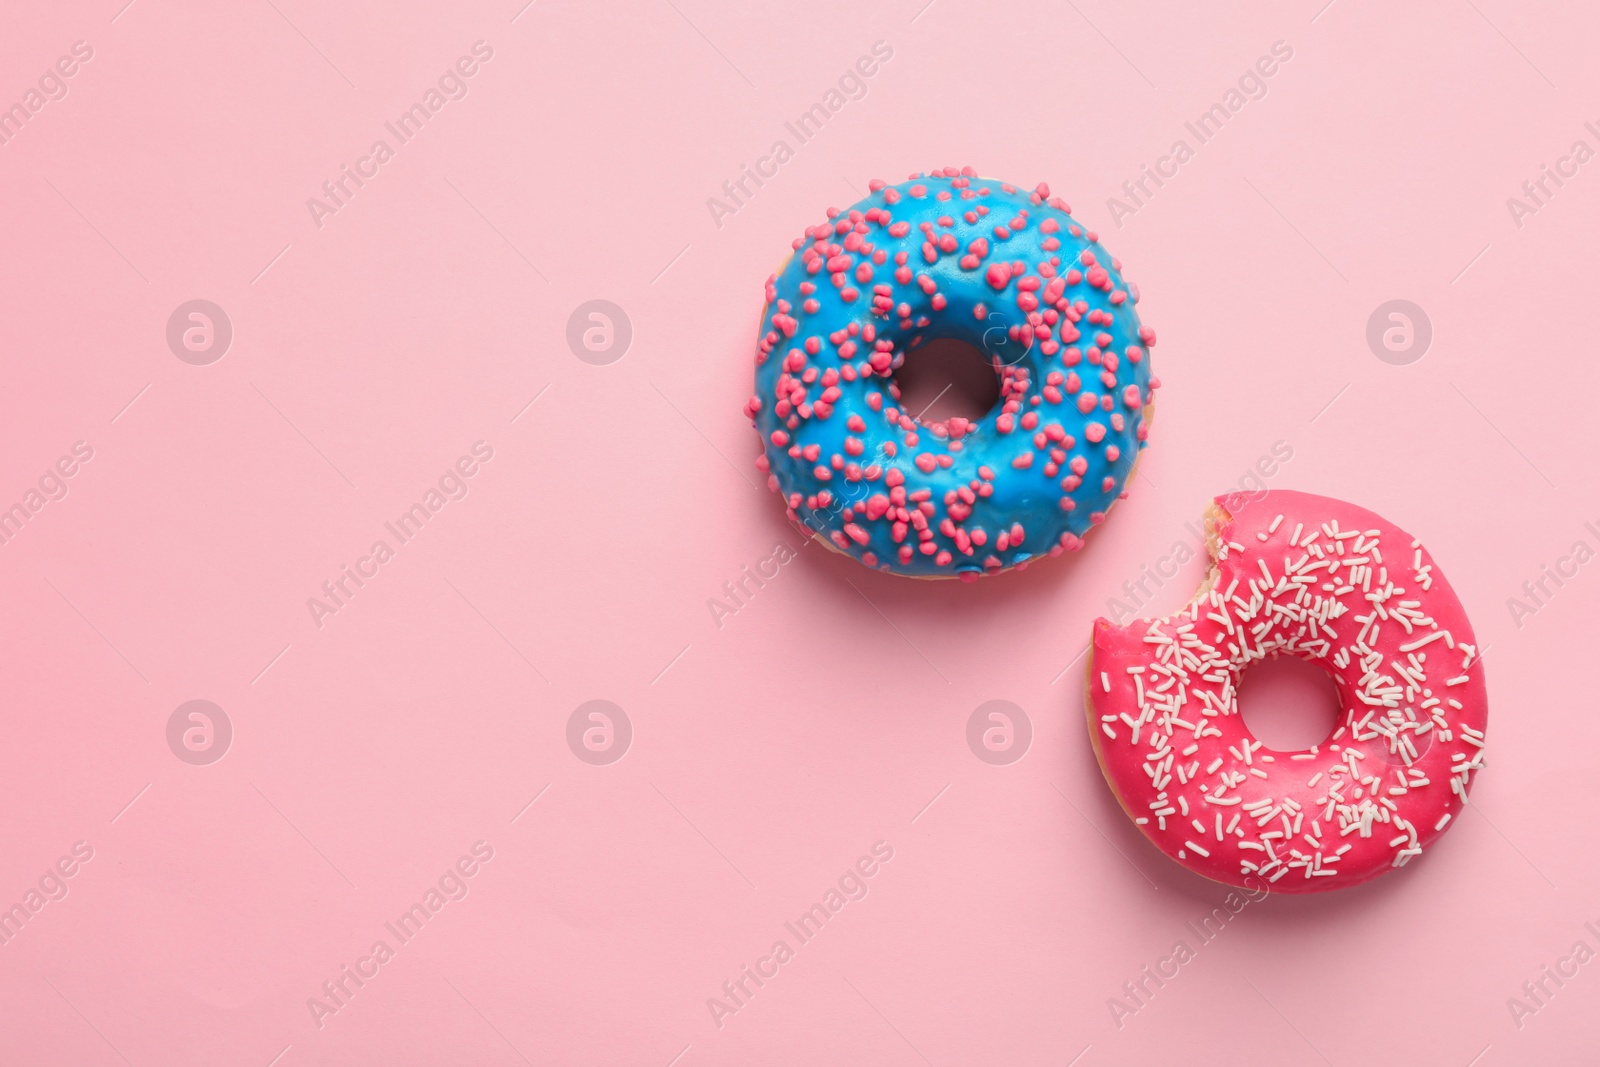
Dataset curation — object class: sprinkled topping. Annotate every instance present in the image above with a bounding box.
[746,168,1156,579]
[1088,490,1489,893]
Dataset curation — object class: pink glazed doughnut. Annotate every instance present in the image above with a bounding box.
[1086,489,1488,893]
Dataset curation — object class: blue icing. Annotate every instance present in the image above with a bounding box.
[747,170,1156,579]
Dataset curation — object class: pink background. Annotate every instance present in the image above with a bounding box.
[2,0,1596,1063]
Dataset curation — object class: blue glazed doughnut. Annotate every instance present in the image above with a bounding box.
[743,167,1158,580]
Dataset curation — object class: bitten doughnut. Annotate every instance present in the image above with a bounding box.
[743,167,1157,580]
[1086,489,1488,892]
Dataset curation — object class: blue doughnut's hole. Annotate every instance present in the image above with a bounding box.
[891,337,1001,425]
[1237,653,1342,753]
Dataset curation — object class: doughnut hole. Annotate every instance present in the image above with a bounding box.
[1236,653,1342,753]
[892,337,1000,426]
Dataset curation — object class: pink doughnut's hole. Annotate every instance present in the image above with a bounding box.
[1237,654,1342,753]
[893,337,1000,426]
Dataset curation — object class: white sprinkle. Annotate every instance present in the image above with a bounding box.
[1399,631,1449,653]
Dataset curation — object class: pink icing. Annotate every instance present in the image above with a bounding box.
[1087,490,1489,893]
